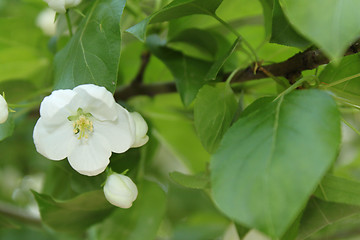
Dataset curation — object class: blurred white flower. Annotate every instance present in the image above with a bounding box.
[33,84,137,176]
[43,0,82,14]
[36,8,57,36]
[103,173,138,208]
[0,94,8,124]
[130,112,149,148]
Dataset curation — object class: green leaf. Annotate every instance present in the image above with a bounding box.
[126,0,223,42]
[279,0,360,59]
[297,198,360,240]
[205,38,240,81]
[131,94,210,172]
[270,0,310,49]
[170,171,209,189]
[0,114,14,141]
[319,54,360,104]
[146,35,212,106]
[54,0,126,93]
[194,83,237,153]
[172,212,229,240]
[258,0,274,38]
[33,190,113,233]
[315,174,360,206]
[211,89,341,238]
[96,180,166,240]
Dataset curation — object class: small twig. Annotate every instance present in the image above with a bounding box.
[131,51,151,86]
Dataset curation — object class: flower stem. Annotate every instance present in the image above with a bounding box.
[65,10,73,37]
[211,14,259,62]
[342,117,360,137]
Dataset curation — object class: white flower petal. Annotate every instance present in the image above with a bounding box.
[93,105,135,153]
[33,118,77,160]
[36,8,57,36]
[72,84,117,121]
[40,89,77,125]
[65,0,82,8]
[0,94,8,124]
[44,0,67,13]
[67,134,111,176]
[130,112,149,148]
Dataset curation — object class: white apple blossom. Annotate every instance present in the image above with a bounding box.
[36,8,57,36]
[33,84,146,176]
[130,112,149,148]
[103,173,138,208]
[43,0,82,14]
[0,94,8,124]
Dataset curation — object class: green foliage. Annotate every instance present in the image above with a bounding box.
[270,0,310,48]
[0,114,14,141]
[297,198,360,240]
[33,190,114,233]
[95,180,166,240]
[169,171,209,189]
[320,54,360,104]
[280,0,360,59]
[194,83,238,153]
[211,90,341,238]
[315,174,360,206]
[126,0,223,41]
[3,0,360,239]
[146,35,212,106]
[54,0,126,93]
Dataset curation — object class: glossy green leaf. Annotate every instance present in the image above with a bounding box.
[126,0,223,42]
[279,0,360,59]
[97,180,166,240]
[297,198,360,240]
[270,0,310,49]
[319,54,360,104]
[146,35,212,106]
[54,0,126,93]
[194,83,237,153]
[170,171,209,189]
[211,89,341,238]
[315,174,360,206]
[205,38,240,80]
[33,190,113,233]
[0,114,14,141]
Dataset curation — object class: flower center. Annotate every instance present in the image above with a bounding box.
[68,108,93,139]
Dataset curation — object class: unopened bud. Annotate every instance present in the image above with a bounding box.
[0,94,8,124]
[103,173,138,208]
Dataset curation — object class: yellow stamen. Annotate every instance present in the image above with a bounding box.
[68,108,93,139]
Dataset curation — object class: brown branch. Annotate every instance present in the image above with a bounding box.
[114,41,360,101]
[114,82,177,101]
[230,41,360,83]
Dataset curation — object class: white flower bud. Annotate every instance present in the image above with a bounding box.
[36,8,57,36]
[130,112,149,148]
[0,94,8,124]
[103,173,138,208]
[43,0,82,14]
